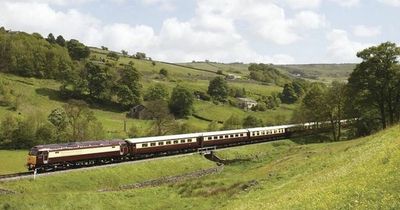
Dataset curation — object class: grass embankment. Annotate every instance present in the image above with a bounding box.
[0,150,27,174]
[0,154,215,209]
[1,126,399,209]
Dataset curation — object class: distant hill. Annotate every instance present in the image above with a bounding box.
[180,62,355,82]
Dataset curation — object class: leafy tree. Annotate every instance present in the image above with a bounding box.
[324,81,347,141]
[348,42,400,129]
[101,46,108,51]
[84,62,113,100]
[35,123,56,145]
[117,65,142,105]
[62,100,89,141]
[144,83,169,101]
[46,33,56,44]
[159,68,168,77]
[169,85,194,118]
[48,108,68,131]
[145,100,176,135]
[281,83,298,104]
[248,63,290,85]
[222,114,242,130]
[135,52,146,59]
[121,50,128,56]
[107,52,120,61]
[56,35,66,47]
[208,76,229,102]
[242,115,263,128]
[67,39,90,60]
[0,114,17,147]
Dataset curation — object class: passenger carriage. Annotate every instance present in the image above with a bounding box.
[125,133,202,156]
[201,129,249,147]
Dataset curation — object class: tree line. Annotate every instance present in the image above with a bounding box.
[294,42,400,140]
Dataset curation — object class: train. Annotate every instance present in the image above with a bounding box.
[26,120,350,172]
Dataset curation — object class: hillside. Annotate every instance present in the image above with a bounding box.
[181,62,355,83]
[1,126,399,209]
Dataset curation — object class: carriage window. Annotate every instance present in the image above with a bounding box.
[187,139,192,142]
[213,136,218,140]
[112,146,115,148]
[173,140,179,144]
[220,136,224,139]
[158,142,164,146]
[166,141,171,145]
[181,139,186,143]
[208,137,212,140]
[235,134,238,137]
[150,143,156,146]
[240,134,243,137]
[230,135,233,138]
[55,151,59,154]
[142,144,148,148]
[224,135,228,138]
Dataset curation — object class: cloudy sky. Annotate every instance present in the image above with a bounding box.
[0,0,399,64]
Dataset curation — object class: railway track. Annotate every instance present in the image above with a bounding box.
[0,132,321,182]
[0,172,32,180]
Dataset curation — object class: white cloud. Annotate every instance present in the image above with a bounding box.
[379,0,400,6]
[284,0,321,9]
[353,25,381,37]
[195,0,326,45]
[0,0,296,64]
[141,0,177,11]
[326,29,371,62]
[329,0,360,7]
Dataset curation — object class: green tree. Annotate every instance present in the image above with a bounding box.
[208,76,229,102]
[159,68,168,77]
[46,33,56,44]
[117,65,142,105]
[144,83,169,101]
[223,114,242,130]
[242,115,263,128]
[67,39,90,60]
[135,52,146,59]
[348,42,400,129]
[281,83,298,104]
[169,86,194,118]
[84,62,113,100]
[56,35,66,47]
[107,52,120,61]
[48,108,68,131]
[145,100,176,135]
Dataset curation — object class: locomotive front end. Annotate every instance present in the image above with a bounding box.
[26,147,38,171]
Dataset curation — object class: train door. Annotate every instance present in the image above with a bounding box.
[43,151,49,164]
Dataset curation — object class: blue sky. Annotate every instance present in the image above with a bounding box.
[0,0,399,64]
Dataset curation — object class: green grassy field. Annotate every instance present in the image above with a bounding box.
[181,62,355,83]
[1,126,399,209]
[0,150,27,174]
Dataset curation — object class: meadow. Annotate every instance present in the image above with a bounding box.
[1,125,399,209]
